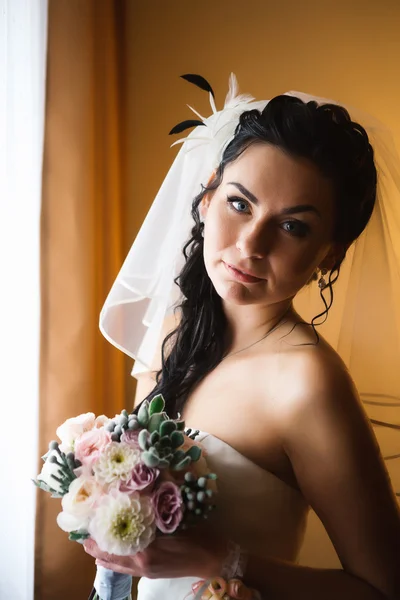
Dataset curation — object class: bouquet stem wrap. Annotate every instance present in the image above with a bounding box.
[93,566,132,600]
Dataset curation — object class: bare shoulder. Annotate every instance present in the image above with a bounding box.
[272,322,356,417]
[273,325,378,481]
[272,325,400,598]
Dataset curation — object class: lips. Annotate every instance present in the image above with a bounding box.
[224,262,264,284]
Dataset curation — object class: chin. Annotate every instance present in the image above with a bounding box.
[205,259,269,305]
[210,275,265,305]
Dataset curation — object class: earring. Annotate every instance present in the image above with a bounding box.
[199,210,206,237]
[318,268,328,290]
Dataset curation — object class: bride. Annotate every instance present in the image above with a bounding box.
[85,75,400,599]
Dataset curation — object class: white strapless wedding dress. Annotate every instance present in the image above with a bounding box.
[137,432,309,600]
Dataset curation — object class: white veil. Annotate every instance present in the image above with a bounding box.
[99,75,400,493]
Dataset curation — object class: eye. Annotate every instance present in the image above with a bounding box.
[227,196,250,214]
[281,220,310,238]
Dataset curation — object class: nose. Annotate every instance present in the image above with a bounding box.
[235,221,271,259]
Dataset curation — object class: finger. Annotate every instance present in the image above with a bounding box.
[84,540,111,562]
[83,539,99,557]
[83,541,94,556]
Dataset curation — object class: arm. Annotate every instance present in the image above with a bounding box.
[237,548,388,600]
[239,357,400,600]
[85,354,400,599]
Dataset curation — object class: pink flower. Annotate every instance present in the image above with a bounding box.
[74,428,112,469]
[152,481,183,534]
[119,462,159,493]
[120,429,141,449]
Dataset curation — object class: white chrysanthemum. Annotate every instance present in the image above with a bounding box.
[89,490,156,555]
[93,442,140,484]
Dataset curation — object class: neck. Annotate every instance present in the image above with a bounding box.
[221,298,295,356]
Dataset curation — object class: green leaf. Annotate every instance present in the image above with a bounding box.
[160,420,177,437]
[137,401,150,427]
[170,430,184,449]
[149,394,165,416]
[185,445,201,462]
[138,429,149,451]
[69,530,90,542]
[158,435,171,449]
[150,430,160,445]
[148,412,167,433]
[175,420,185,431]
[33,478,64,497]
[141,451,160,468]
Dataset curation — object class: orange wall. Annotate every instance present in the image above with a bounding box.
[125,0,400,567]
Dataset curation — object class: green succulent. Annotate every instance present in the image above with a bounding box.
[137,394,201,470]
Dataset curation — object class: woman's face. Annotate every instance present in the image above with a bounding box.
[201,142,337,307]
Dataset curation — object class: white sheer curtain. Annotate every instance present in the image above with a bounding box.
[0,1,47,599]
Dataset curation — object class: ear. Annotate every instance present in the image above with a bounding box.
[199,170,217,219]
[199,194,211,220]
[319,243,347,271]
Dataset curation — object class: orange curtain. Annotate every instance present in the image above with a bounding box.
[36,1,135,598]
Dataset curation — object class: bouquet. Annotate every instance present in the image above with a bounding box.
[34,394,217,600]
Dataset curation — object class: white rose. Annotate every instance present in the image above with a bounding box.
[56,412,96,453]
[57,474,102,533]
[94,415,111,429]
[37,450,64,495]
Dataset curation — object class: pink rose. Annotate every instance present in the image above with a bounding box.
[74,428,112,469]
[120,429,141,449]
[119,462,160,493]
[152,481,183,534]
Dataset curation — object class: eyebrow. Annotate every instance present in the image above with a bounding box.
[227,181,322,218]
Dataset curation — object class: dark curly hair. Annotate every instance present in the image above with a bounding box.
[140,94,377,418]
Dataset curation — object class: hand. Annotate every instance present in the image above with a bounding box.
[83,527,228,580]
